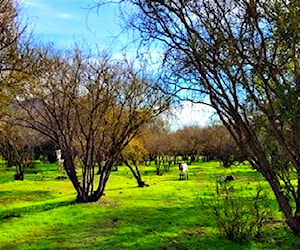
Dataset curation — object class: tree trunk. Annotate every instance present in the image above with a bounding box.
[124,160,148,187]
[254,160,300,234]
[14,165,24,180]
[7,158,13,168]
[14,172,24,180]
[63,154,87,202]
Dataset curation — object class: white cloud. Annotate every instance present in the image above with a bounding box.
[169,101,216,130]
[56,12,74,20]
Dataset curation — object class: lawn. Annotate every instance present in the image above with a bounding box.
[1,161,300,249]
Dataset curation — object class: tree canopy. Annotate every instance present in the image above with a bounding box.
[15,47,170,202]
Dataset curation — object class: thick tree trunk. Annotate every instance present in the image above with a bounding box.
[271,181,300,234]
[63,154,87,202]
[62,150,112,203]
[255,160,300,234]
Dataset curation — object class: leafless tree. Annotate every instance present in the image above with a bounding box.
[200,125,245,167]
[140,117,173,172]
[96,0,300,233]
[16,47,170,202]
[173,126,202,164]
[0,119,37,180]
[0,0,34,112]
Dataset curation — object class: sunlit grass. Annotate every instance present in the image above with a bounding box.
[0,160,299,249]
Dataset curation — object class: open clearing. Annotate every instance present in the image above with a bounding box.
[1,161,300,249]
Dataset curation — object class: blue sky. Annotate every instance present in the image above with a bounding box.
[23,0,125,52]
[22,0,215,129]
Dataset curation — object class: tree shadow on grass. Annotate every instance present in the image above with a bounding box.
[15,205,252,249]
[0,199,75,221]
[0,190,52,201]
[105,186,141,191]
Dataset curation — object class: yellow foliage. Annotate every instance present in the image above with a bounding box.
[122,138,148,162]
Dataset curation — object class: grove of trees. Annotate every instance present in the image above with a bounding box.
[2,0,300,237]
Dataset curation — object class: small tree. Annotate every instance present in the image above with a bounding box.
[122,138,149,187]
[173,126,203,164]
[201,125,245,167]
[0,121,37,180]
[141,119,172,174]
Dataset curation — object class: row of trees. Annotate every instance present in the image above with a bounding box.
[0,111,243,185]
[141,123,244,169]
[115,122,244,186]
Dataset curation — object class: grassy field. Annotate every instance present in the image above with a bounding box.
[1,161,300,249]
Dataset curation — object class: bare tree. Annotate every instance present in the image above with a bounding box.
[16,48,170,202]
[96,0,300,233]
[173,126,202,164]
[140,117,173,173]
[0,120,37,180]
[0,0,33,112]
[200,125,245,167]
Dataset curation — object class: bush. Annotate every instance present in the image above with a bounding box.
[200,182,272,243]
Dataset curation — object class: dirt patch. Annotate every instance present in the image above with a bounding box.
[97,197,119,207]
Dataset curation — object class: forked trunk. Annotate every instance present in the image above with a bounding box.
[75,191,104,203]
[14,166,24,180]
[124,160,148,187]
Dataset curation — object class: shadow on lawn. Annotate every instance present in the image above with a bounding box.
[10,204,258,250]
[2,202,300,250]
[0,199,75,221]
[0,190,52,201]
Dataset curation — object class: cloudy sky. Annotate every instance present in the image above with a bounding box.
[22,0,215,129]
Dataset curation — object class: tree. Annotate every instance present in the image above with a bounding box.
[122,138,149,187]
[17,48,170,202]
[0,120,37,180]
[173,126,202,164]
[0,0,32,113]
[141,117,173,173]
[200,125,245,167]
[96,0,300,233]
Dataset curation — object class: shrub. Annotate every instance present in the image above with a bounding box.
[200,182,272,243]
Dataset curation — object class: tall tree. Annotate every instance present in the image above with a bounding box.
[17,48,170,202]
[0,0,31,112]
[96,0,300,233]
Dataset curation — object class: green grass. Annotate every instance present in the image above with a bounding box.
[1,160,300,249]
